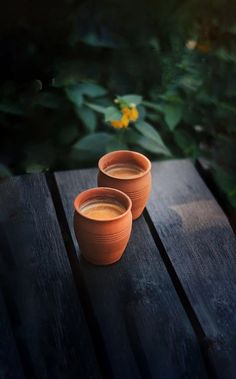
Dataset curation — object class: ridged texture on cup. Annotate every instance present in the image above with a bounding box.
[98,150,152,220]
[74,187,132,265]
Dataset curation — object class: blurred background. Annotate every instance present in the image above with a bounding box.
[0,0,235,221]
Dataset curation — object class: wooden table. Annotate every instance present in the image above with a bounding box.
[0,159,235,379]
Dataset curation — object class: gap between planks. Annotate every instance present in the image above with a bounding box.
[46,173,112,379]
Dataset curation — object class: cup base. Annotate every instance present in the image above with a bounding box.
[132,207,145,220]
[81,251,124,266]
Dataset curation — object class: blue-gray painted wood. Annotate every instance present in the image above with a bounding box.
[55,168,208,379]
[146,159,236,379]
[0,175,101,379]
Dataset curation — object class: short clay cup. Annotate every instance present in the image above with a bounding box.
[73,187,132,265]
[98,150,152,220]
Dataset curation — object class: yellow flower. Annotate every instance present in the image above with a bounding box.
[121,107,130,116]
[111,114,129,128]
[128,106,139,122]
[121,106,139,121]
[121,114,129,127]
[110,104,139,129]
[111,119,124,128]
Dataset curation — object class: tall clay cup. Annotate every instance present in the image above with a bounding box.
[98,150,152,220]
[73,187,132,265]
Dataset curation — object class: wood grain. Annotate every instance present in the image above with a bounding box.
[0,175,101,379]
[55,168,208,379]
[146,159,236,379]
[0,287,25,379]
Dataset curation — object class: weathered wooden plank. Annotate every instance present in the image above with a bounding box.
[55,168,208,379]
[146,159,236,379]
[0,175,101,379]
[0,287,25,379]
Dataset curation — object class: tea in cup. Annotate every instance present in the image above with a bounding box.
[98,150,152,220]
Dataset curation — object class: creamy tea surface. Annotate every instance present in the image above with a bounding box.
[104,163,144,179]
[80,198,126,220]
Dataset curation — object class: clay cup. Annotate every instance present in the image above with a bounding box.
[98,150,152,220]
[73,187,132,265]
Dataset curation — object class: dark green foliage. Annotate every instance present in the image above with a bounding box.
[0,0,235,209]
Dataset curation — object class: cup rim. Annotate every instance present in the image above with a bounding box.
[74,186,132,222]
[98,150,151,180]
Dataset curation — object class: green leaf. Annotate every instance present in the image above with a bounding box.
[117,94,142,106]
[134,120,162,143]
[214,48,236,64]
[146,112,161,122]
[76,107,97,132]
[65,86,83,107]
[137,136,172,156]
[137,105,146,120]
[134,120,171,155]
[179,75,202,93]
[66,83,107,107]
[78,83,107,97]
[105,106,122,122]
[73,132,114,154]
[141,100,163,113]
[164,104,183,130]
[85,102,107,114]
[159,94,182,103]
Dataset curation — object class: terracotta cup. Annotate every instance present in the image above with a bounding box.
[73,187,132,265]
[98,150,152,220]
